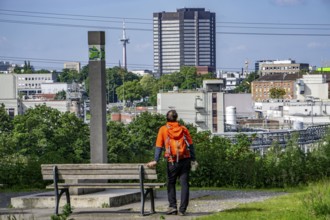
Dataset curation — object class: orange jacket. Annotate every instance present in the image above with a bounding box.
[155,122,193,162]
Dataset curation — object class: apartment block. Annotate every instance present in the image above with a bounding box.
[251,73,302,101]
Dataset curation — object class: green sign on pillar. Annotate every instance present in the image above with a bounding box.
[89,45,105,61]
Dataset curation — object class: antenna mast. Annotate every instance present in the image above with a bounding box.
[120,20,129,71]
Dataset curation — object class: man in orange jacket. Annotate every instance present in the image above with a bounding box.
[147,110,196,216]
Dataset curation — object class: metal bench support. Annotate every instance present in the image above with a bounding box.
[53,166,71,215]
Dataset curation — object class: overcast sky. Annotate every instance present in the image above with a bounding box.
[0,0,329,72]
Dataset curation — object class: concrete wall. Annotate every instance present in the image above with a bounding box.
[0,74,16,99]
[22,100,69,113]
[224,93,254,118]
[296,74,328,100]
[157,90,225,133]
[0,99,21,115]
[157,91,201,123]
[41,83,68,94]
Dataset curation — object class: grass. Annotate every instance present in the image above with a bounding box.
[196,181,330,220]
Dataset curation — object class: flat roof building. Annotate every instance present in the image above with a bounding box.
[153,8,216,77]
[259,59,309,76]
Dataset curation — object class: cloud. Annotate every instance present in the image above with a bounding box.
[134,43,152,52]
[228,45,248,52]
[307,42,329,49]
[271,0,305,6]
[0,36,8,45]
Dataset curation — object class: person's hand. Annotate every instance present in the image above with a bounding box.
[146,160,157,169]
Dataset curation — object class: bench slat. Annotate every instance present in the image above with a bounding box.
[46,182,165,189]
[41,163,147,169]
[41,169,157,176]
[42,174,158,180]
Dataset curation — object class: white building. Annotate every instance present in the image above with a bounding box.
[15,73,56,96]
[296,74,328,100]
[219,71,244,91]
[130,70,153,76]
[254,99,330,129]
[64,62,81,73]
[0,74,16,99]
[157,80,225,133]
[0,74,22,116]
[259,59,309,76]
[0,73,81,117]
[41,83,68,94]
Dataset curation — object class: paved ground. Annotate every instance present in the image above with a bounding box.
[0,190,286,220]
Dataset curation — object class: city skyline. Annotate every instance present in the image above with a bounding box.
[0,0,329,72]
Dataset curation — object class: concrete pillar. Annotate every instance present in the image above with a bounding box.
[88,31,107,163]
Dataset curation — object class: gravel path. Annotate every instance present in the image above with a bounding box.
[0,190,286,220]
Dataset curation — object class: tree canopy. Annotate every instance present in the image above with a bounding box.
[269,87,286,99]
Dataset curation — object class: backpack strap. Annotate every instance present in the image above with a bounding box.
[165,125,175,163]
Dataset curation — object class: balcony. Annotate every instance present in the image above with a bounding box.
[195,96,204,109]
[195,112,206,123]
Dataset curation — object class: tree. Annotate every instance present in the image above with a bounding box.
[13,65,22,73]
[107,121,133,162]
[180,66,198,89]
[0,104,13,134]
[140,74,156,97]
[269,87,286,99]
[34,69,51,73]
[128,112,166,150]
[234,72,259,93]
[23,61,33,73]
[11,105,89,162]
[58,69,79,83]
[116,80,144,103]
[79,65,89,82]
[54,90,67,100]
[104,67,140,103]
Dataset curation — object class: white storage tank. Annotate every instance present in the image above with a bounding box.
[226,106,237,127]
[293,121,304,130]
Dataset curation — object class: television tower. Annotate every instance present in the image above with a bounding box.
[120,20,129,71]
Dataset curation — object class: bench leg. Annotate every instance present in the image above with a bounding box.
[141,189,145,216]
[55,188,59,215]
[64,189,72,213]
[140,188,155,215]
[149,189,155,214]
[55,189,71,215]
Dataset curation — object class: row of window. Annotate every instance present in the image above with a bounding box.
[18,83,42,88]
[254,84,292,88]
[254,88,291,92]
[17,77,52,81]
[262,66,300,70]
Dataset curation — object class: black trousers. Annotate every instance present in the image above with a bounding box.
[166,158,191,213]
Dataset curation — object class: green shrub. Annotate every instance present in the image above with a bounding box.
[302,180,330,217]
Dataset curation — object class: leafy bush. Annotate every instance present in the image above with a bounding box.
[3,105,330,189]
[302,180,330,218]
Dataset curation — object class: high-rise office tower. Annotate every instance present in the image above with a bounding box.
[153,8,216,77]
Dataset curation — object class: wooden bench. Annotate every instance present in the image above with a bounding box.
[41,163,165,216]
